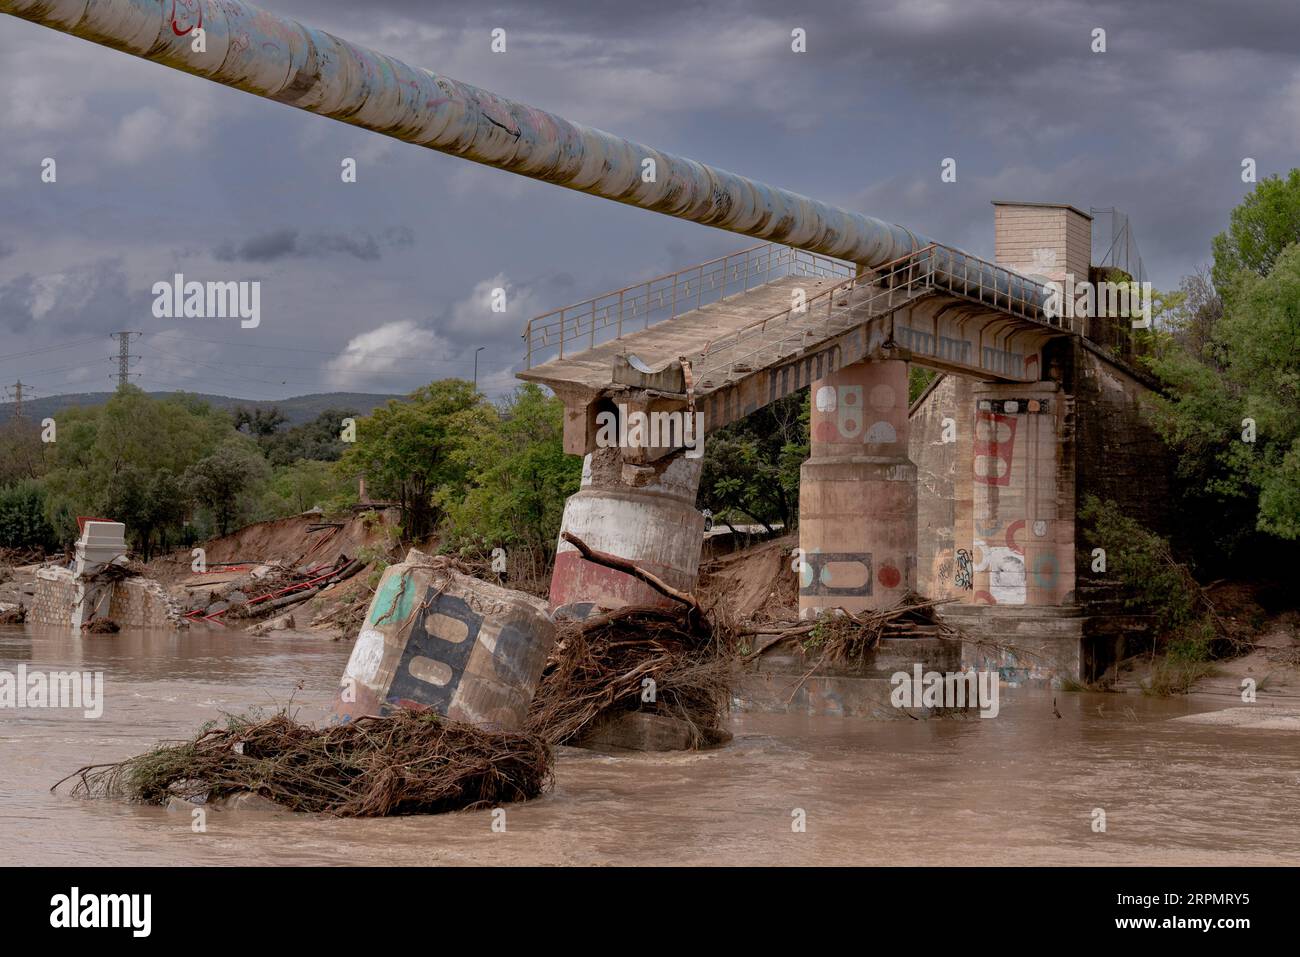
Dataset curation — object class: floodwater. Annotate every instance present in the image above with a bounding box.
[2,625,1298,866]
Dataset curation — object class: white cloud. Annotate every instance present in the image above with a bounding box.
[29,273,67,320]
[326,319,452,389]
[0,74,87,133]
[441,273,542,342]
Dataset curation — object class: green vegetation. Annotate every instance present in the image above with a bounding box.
[1079,496,1226,695]
[699,392,805,532]
[335,380,482,541]
[0,380,580,574]
[1144,170,1300,561]
[0,480,57,552]
[242,407,357,467]
[908,366,939,404]
[184,439,271,538]
[438,383,582,574]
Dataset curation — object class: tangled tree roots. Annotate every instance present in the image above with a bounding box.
[526,605,733,749]
[55,710,552,817]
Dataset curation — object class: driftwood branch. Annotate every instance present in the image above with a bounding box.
[561,531,705,616]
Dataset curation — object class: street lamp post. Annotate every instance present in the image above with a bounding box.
[473,346,485,392]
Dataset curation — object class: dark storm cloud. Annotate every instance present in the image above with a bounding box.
[214,227,415,263]
[0,259,137,336]
[3,0,1297,399]
[280,0,1300,61]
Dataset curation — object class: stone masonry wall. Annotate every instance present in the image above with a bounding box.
[28,566,78,627]
[28,566,187,630]
[109,577,189,629]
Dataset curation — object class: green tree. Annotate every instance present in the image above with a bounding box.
[0,418,47,486]
[184,438,271,536]
[440,384,582,566]
[336,380,482,540]
[96,465,190,560]
[0,480,57,551]
[234,405,288,439]
[39,387,235,549]
[1211,169,1300,294]
[698,392,806,532]
[262,408,356,466]
[1146,173,1300,552]
[269,458,355,514]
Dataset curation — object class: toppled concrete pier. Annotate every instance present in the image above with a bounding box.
[332,550,556,731]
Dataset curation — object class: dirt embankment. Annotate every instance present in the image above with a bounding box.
[146,510,403,584]
[697,533,798,623]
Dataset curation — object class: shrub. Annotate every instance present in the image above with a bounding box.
[0,481,57,552]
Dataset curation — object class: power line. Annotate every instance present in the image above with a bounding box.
[12,360,105,379]
[0,336,105,364]
[148,349,337,390]
[137,369,283,402]
[155,353,474,379]
[148,330,479,366]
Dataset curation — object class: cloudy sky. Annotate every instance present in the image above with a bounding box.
[1,0,1296,405]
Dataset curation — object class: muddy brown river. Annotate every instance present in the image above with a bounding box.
[2,625,1298,866]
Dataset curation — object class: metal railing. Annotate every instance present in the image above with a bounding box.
[690,244,1058,387]
[521,239,1059,374]
[919,244,1052,323]
[522,243,853,368]
[692,247,937,386]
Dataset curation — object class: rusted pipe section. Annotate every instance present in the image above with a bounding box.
[4,0,950,271]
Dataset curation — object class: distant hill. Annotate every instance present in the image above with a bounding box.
[0,391,404,426]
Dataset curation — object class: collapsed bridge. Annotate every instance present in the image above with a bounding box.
[3,0,1169,685]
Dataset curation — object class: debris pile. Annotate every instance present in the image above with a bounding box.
[179,555,364,627]
[523,531,735,749]
[744,594,966,664]
[527,604,733,748]
[0,557,38,623]
[57,709,552,818]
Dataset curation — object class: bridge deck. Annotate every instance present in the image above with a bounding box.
[520,274,854,396]
[519,244,1070,453]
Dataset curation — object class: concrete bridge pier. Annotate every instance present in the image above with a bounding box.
[799,357,917,618]
[969,380,1075,609]
[940,375,1083,684]
[549,446,705,618]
